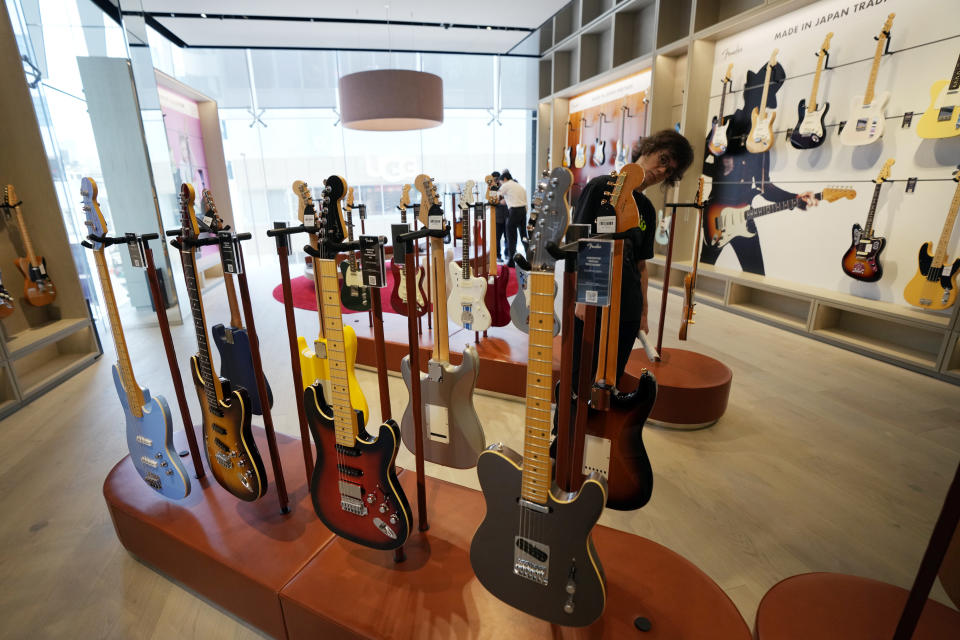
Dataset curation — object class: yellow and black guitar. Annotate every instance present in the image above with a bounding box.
[904,170,960,311]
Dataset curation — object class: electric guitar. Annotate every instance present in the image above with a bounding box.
[510,167,572,335]
[655,209,671,245]
[388,184,429,317]
[177,182,266,501]
[790,33,833,150]
[707,65,734,156]
[746,49,780,153]
[574,117,587,169]
[399,174,486,470]
[0,270,14,318]
[202,189,274,416]
[562,121,573,168]
[903,169,960,311]
[2,185,56,306]
[304,183,411,550]
[841,158,893,282]
[293,180,370,423]
[447,180,491,331]
[471,171,608,627]
[705,187,856,249]
[679,178,705,340]
[614,99,630,171]
[592,114,606,166]
[82,177,190,500]
[839,14,895,147]
[917,52,960,139]
[339,187,372,312]
[483,175,512,327]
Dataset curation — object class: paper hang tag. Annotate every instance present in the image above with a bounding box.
[905,177,918,194]
[202,215,214,229]
[837,120,847,134]
[901,112,914,128]
[359,235,387,288]
[428,214,444,231]
[576,239,614,307]
[125,232,145,269]
[217,231,241,274]
[596,216,616,234]
[303,213,315,228]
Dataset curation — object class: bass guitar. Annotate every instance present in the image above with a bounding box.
[0,270,14,318]
[482,175,512,327]
[471,171,608,627]
[839,13,895,147]
[294,179,370,423]
[201,189,274,416]
[790,33,833,150]
[177,182,266,501]
[574,117,587,169]
[841,158,893,282]
[707,65,734,156]
[680,177,705,340]
[705,187,856,249]
[917,52,960,139]
[388,184,429,317]
[400,174,486,469]
[510,167,572,335]
[339,187,372,312]
[304,181,411,550]
[592,113,606,166]
[82,177,190,500]
[904,169,960,311]
[447,180,491,331]
[746,49,779,153]
[2,185,56,306]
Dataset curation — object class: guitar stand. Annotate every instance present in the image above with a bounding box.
[266,223,319,487]
[413,215,428,335]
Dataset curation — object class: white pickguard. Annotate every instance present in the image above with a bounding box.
[447,263,491,332]
[708,123,729,153]
[343,266,363,288]
[747,115,775,152]
[798,109,825,136]
[840,93,888,146]
[712,198,768,247]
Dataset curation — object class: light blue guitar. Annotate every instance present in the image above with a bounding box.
[82,177,190,499]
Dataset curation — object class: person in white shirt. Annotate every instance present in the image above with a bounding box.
[496,169,528,267]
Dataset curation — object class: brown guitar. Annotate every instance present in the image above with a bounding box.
[679,177,706,340]
[2,185,56,306]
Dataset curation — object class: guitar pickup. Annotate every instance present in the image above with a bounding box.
[214,437,231,453]
[135,435,153,447]
[140,456,159,469]
[211,424,227,435]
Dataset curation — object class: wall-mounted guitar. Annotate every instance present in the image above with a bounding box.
[448,180,491,332]
[917,52,960,139]
[679,177,706,340]
[483,175,512,327]
[591,113,607,166]
[304,176,411,550]
[400,174,486,469]
[790,33,833,149]
[294,179,370,423]
[471,172,607,626]
[839,13,895,147]
[562,121,573,169]
[82,177,190,500]
[510,167,572,335]
[705,186,856,248]
[707,65,734,156]
[746,49,780,153]
[177,182,266,501]
[841,158,894,282]
[0,271,14,318]
[339,187,372,312]
[388,184,429,317]
[2,185,56,306]
[574,117,588,169]
[904,169,960,311]
[201,189,274,416]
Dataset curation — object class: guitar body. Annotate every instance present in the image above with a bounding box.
[305,382,411,550]
[399,345,485,469]
[470,445,607,626]
[14,256,55,306]
[655,209,671,245]
[839,93,889,146]
[917,80,960,139]
[191,356,266,501]
[511,268,559,336]
[746,107,776,153]
[704,201,755,248]
[339,260,371,312]
[614,140,627,171]
[212,324,273,416]
[562,146,572,168]
[840,224,886,282]
[592,139,606,166]
[574,143,586,169]
[790,99,830,149]
[297,326,369,423]
[115,366,191,500]
[904,242,960,310]
[447,263,491,331]
[484,265,512,327]
[707,118,730,156]
[388,260,428,317]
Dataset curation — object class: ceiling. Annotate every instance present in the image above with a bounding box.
[105,1,568,55]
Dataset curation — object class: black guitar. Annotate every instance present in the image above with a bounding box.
[790,33,833,150]
[338,187,372,312]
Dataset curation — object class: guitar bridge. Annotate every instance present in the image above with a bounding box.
[514,536,549,585]
[215,451,234,469]
[145,472,162,489]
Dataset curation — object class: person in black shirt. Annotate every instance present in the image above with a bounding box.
[570,130,694,392]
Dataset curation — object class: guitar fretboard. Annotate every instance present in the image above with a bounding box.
[182,246,221,415]
[745,193,823,222]
[520,271,556,506]
[13,204,38,266]
[864,181,884,236]
[319,259,359,447]
[718,79,729,121]
[809,50,827,111]
[864,22,892,105]
[461,201,471,279]
[932,180,960,270]
[949,52,960,92]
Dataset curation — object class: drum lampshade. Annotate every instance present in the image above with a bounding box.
[338,69,444,131]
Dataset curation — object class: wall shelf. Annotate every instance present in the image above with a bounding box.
[656,0,692,49]
[694,0,764,33]
[581,0,616,28]
[579,19,614,81]
[4,317,91,359]
[613,0,656,68]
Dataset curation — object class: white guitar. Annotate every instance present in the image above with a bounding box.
[839,13,895,147]
[655,209,671,245]
[447,180,491,331]
[746,49,779,153]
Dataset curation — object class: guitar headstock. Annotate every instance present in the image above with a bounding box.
[821,32,834,53]
[529,167,573,270]
[320,175,348,247]
[179,183,199,240]
[293,180,315,224]
[399,184,411,210]
[875,158,895,184]
[722,64,733,83]
[463,180,476,208]
[604,164,646,230]
[484,175,498,204]
[80,177,108,250]
[822,186,857,203]
[199,188,226,232]
[2,184,17,207]
[879,13,895,39]
[768,48,780,67]
[414,174,442,228]
[695,176,705,208]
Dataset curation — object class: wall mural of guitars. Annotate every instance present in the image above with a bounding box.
[82,177,191,500]
[482,175,512,327]
[399,174,486,470]
[839,13,895,147]
[388,184,429,318]
[448,180,491,332]
[790,32,834,150]
[841,159,894,282]
[2,185,56,306]
[904,169,960,311]
[746,49,780,153]
[707,65,734,156]
[917,52,960,139]
[339,187,372,312]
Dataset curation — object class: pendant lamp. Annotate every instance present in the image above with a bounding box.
[338,69,444,131]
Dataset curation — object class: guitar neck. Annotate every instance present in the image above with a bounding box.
[864,35,887,105]
[718,80,728,120]
[431,234,450,362]
[745,193,821,221]
[461,205,471,278]
[758,64,773,119]
[345,207,359,270]
[223,272,243,329]
[13,204,38,265]
[932,181,960,268]
[182,245,224,411]
[520,271,556,506]
[488,203,497,275]
[809,52,826,111]
[318,259,360,446]
[309,233,326,339]
[94,249,144,416]
[863,182,884,235]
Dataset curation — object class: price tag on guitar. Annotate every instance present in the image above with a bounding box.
[125,232,145,269]
[359,235,387,288]
[217,231,242,274]
[576,239,614,306]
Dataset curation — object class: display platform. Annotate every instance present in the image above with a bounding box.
[754,572,960,639]
[280,472,752,639]
[629,348,733,429]
[103,427,336,639]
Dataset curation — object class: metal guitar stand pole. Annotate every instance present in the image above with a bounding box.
[266,222,319,487]
[656,200,702,357]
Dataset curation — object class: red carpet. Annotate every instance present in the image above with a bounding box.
[272,261,518,314]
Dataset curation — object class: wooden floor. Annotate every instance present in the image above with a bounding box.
[1,263,957,639]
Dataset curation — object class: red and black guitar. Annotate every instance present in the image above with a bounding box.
[841,159,893,282]
[388,185,429,317]
[483,175,511,327]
